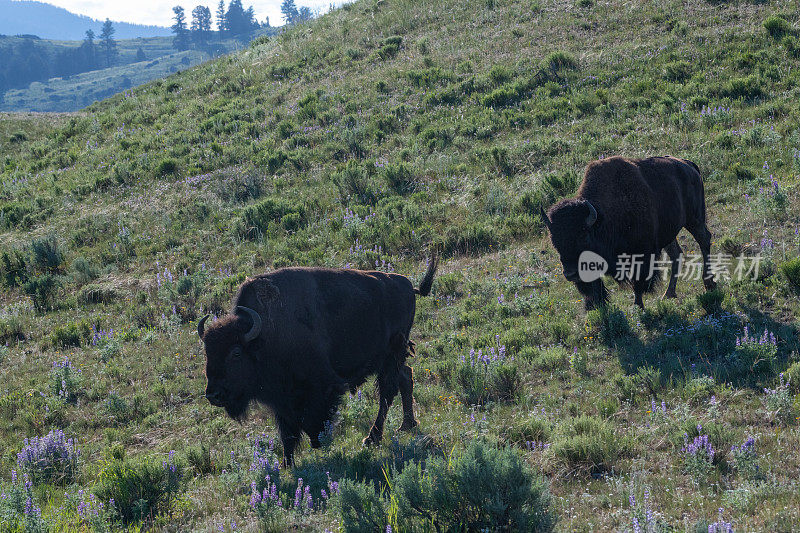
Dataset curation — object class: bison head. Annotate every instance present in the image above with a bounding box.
[541,199,607,308]
[541,199,598,280]
[198,306,262,421]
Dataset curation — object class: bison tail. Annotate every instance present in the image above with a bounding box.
[414,254,438,297]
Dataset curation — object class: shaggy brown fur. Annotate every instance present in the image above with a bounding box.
[199,258,437,465]
[542,156,716,308]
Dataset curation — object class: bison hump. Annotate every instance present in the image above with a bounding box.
[243,275,281,310]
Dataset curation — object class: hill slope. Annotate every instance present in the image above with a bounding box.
[1,0,800,531]
[0,0,170,40]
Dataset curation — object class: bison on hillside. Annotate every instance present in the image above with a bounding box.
[541,156,716,309]
[198,258,437,465]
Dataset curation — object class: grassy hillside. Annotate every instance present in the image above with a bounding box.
[2,50,211,112]
[1,0,800,530]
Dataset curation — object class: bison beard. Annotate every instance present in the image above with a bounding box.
[198,258,437,466]
[542,156,716,309]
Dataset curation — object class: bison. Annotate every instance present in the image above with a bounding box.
[541,156,716,309]
[198,258,437,465]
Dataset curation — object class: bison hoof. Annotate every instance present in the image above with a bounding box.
[662,291,677,299]
[399,418,419,431]
[363,431,382,446]
[704,280,717,291]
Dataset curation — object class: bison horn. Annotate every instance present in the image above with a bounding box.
[585,201,598,227]
[198,314,210,340]
[236,306,262,344]
[539,206,551,230]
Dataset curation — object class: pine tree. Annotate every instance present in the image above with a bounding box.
[297,6,313,22]
[191,5,213,45]
[99,19,118,68]
[225,0,247,35]
[281,0,298,25]
[136,47,146,61]
[245,6,258,31]
[172,6,191,50]
[81,30,96,70]
[216,0,227,35]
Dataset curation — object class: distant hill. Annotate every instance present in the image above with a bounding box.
[0,0,170,40]
[0,29,275,111]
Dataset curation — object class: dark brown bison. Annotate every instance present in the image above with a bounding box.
[198,258,437,465]
[541,156,716,309]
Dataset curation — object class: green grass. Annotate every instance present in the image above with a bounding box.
[1,0,800,530]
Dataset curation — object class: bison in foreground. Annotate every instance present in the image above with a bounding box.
[541,156,716,309]
[198,258,437,465]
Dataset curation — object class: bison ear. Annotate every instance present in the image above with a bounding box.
[539,206,552,230]
[584,201,598,227]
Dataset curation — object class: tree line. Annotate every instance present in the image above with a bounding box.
[0,19,119,95]
[170,0,316,50]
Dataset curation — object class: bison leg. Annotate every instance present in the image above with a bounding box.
[301,382,345,449]
[633,278,649,308]
[398,363,419,431]
[276,414,301,467]
[364,367,400,446]
[662,240,682,299]
[688,224,717,291]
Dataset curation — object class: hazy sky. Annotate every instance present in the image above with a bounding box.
[37,0,336,27]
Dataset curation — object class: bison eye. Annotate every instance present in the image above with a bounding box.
[230,346,243,359]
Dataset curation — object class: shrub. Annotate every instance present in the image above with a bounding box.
[664,60,692,81]
[0,473,48,531]
[94,454,183,525]
[440,223,498,257]
[49,356,82,402]
[186,444,216,477]
[454,344,520,404]
[721,75,763,99]
[24,274,62,311]
[503,414,553,446]
[543,51,579,73]
[378,36,402,60]
[488,64,514,85]
[720,326,778,386]
[336,479,388,533]
[9,131,28,143]
[764,15,792,39]
[762,373,795,424]
[779,257,800,292]
[78,283,118,304]
[586,307,632,344]
[17,429,79,485]
[155,158,178,176]
[390,439,555,531]
[697,288,724,314]
[52,320,92,348]
[0,317,24,344]
[731,437,761,481]
[551,415,625,475]
[784,361,800,393]
[238,197,306,239]
[70,256,100,285]
[0,248,28,287]
[332,161,378,205]
[31,235,63,273]
[682,431,716,482]
[382,162,416,195]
